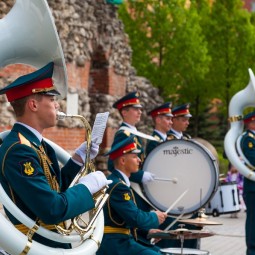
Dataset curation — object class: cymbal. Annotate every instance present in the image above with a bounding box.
[178,217,222,226]
[147,229,214,240]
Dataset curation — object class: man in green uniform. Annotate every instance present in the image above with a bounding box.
[108,91,155,184]
[140,102,174,248]
[0,62,111,249]
[240,111,255,255]
[146,102,173,156]
[108,92,157,247]
[167,103,192,140]
[97,135,167,255]
[165,103,200,249]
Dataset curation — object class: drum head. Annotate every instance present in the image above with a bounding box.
[142,139,219,216]
[160,248,209,254]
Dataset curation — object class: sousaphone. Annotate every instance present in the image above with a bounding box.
[224,69,255,181]
[0,0,67,98]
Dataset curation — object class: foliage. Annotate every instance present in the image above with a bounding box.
[201,0,255,124]
[119,0,210,102]
[118,0,255,154]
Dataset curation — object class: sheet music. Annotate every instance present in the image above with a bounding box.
[91,112,109,145]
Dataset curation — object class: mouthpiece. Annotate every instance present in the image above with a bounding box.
[56,111,67,120]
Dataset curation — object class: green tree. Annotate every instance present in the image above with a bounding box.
[118,0,255,141]
[200,0,255,131]
[118,0,211,135]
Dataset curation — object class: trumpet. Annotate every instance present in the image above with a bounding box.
[55,111,109,236]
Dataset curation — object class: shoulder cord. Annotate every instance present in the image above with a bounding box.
[1,143,47,252]
[107,181,125,226]
[107,180,138,240]
[33,144,60,192]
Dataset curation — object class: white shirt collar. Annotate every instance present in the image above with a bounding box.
[155,130,167,141]
[116,169,130,187]
[171,128,183,139]
[250,130,255,135]
[123,122,137,131]
[16,122,43,142]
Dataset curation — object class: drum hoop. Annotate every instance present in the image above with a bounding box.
[141,139,219,216]
[160,247,209,254]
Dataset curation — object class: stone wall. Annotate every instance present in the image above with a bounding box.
[0,0,163,170]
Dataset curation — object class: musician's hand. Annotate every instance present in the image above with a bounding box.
[78,171,112,195]
[148,229,163,244]
[154,210,167,225]
[142,172,155,184]
[75,141,99,163]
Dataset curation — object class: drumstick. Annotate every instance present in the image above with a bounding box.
[165,212,185,231]
[150,190,188,245]
[150,212,185,244]
[154,177,178,183]
[165,189,188,214]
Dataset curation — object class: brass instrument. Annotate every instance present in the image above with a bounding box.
[55,112,109,236]
[224,68,255,181]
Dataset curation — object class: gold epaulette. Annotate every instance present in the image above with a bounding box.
[18,133,32,147]
[248,132,255,138]
[123,130,131,136]
[167,135,175,140]
[153,135,162,142]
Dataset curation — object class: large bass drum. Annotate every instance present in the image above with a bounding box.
[141,139,219,216]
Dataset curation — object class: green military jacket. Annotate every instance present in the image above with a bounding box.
[0,123,95,248]
[97,169,159,255]
[146,130,165,156]
[240,129,255,193]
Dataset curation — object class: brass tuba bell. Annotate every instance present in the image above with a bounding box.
[0,0,68,98]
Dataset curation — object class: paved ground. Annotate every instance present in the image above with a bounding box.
[200,211,246,255]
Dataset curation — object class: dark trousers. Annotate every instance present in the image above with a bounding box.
[244,192,255,255]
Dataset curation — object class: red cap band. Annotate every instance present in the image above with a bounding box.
[150,107,172,118]
[6,78,53,102]
[173,109,190,117]
[244,117,255,123]
[109,142,137,160]
[116,98,140,110]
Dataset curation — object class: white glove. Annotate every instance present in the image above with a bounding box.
[75,142,99,163]
[78,171,112,195]
[142,172,155,184]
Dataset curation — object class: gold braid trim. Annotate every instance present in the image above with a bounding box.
[33,144,60,192]
[1,141,20,203]
[19,240,32,255]
[107,181,125,226]
[15,221,65,235]
[107,180,138,240]
[1,134,61,252]
[130,188,138,240]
